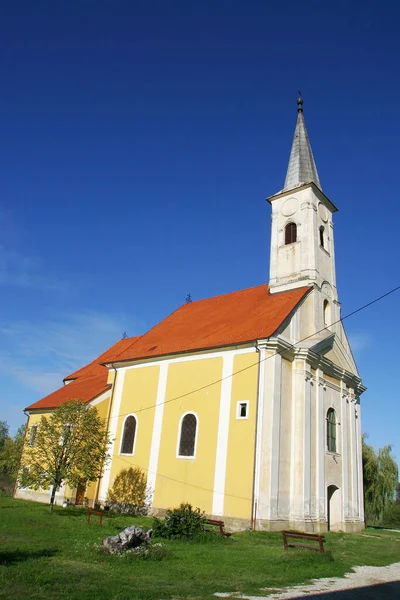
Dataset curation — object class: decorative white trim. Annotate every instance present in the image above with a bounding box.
[146,362,168,504]
[316,369,326,520]
[356,399,364,521]
[303,368,312,519]
[212,353,234,515]
[236,400,249,420]
[118,413,138,456]
[176,412,198,459]
[268,353,282,520]
[253,341,267,526]
[341,381,349,519]
[349,390,358,519]
[99,370,126,502]
[108,346,255,373]
[89,389,112,407]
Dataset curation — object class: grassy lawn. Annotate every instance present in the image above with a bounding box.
[1,497,399,600]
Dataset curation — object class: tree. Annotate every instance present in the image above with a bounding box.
[362,435,398,525]
[18,400,110,511]
[0,424,27,482]
[0,421,9,451]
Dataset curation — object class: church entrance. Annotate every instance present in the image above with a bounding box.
[327,485,341,531]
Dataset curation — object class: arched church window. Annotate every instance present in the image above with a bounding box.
[120,415,137,454]
[285,222,297,245]
[319,226,325,248]
[178,413,197,457]
[323,299,330,327]
[326,408,336,452]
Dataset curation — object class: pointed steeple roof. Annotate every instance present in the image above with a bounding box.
[283,94,321,191]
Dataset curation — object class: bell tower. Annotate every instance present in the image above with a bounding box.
[267,96,339,326]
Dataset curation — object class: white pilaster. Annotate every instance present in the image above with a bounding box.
[341,381,350,520]
[212,353,234,516]
[315,369,326,521]
[303,370,312,520]
[355,399,364,522]
[253,341,267,527]
[99,369,126,501]
[348,389,358,519]
[267,352,282,520]
[290,355,308,522]
[146,363,168,504]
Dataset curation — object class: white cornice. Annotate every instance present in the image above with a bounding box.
[266,182,338,213]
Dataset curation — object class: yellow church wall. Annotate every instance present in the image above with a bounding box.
[108,365,160,494]
[107,370,116,385]
[224,352,258,519]
[153,357,223,514]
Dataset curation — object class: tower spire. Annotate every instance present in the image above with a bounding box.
[283,94,321,191]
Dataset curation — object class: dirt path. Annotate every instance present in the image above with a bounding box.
[215,562,400,599]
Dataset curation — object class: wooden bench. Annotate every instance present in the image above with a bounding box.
[205,519,232,537]
[282,530,325,553]
[87,509,103,525]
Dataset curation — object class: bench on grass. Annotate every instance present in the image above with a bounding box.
[282,530,325,553]
[87,509,103,525]
[205,519,232,537]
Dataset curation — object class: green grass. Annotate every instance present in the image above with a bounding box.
[1,497,399,600]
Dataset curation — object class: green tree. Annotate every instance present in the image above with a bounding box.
[19,400,110,511]
[362,435,398,525]
[0,421,9,451]
[0,424,27,481]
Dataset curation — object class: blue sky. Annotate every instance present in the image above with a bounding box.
[0,1,399,459]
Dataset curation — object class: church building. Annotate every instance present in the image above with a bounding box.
[17,97,365,532]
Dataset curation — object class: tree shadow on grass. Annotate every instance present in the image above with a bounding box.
[0,548,57,566]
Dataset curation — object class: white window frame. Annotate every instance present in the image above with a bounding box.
[236,400,249,420]
[176,411,198,460]
[119,413,138,456]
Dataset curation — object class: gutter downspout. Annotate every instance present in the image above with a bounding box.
[94,363,118,507]
[251,340,268,531]
[13,410,31,498]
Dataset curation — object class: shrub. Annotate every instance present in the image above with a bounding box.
[153,502,207,539]
[107,467,149,515]
[380,502,400,529]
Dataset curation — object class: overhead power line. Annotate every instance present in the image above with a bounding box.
[110,283,400,421]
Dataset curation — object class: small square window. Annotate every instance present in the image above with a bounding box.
[237,401,249,420]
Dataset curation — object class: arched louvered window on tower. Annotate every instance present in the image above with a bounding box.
[120,415,137,455]
[178,413,198,457]
[285,222,297,245]
[319,226,325,248]
[326,408,337,453]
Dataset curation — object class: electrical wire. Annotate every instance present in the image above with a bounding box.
[109,283,400,421]
[99,283,400,502]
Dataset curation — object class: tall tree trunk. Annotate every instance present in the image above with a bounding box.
[49,484,57,512]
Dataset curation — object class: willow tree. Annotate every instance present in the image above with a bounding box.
[362,435,398,525]
[19,400,110,511]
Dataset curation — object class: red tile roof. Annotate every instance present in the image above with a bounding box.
[25,337,139,411]
[110,284,310,364]
[26,284,310,411]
